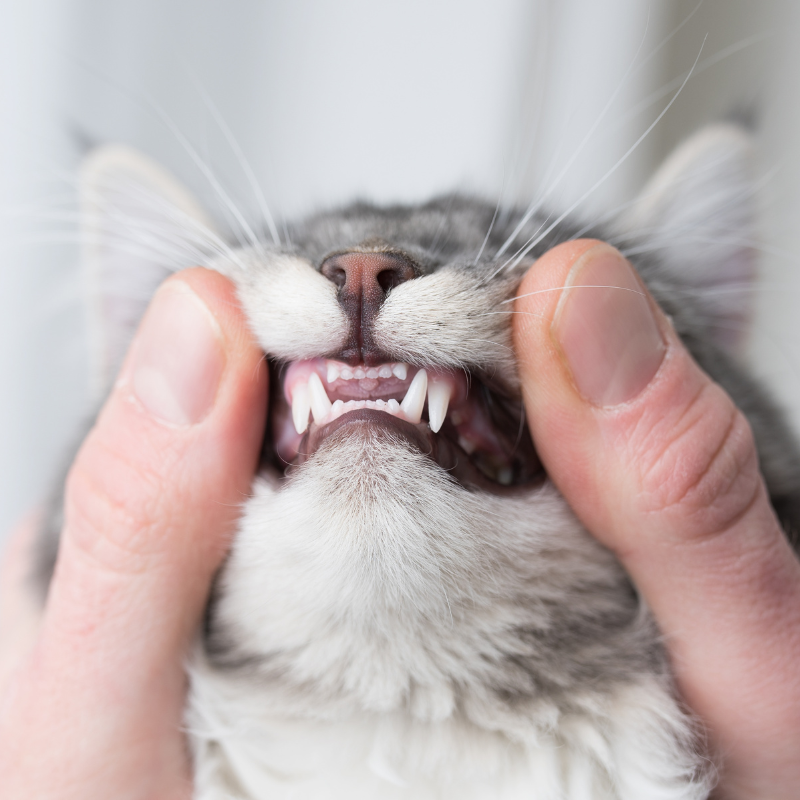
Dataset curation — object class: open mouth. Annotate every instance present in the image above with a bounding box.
[265,358,544,491]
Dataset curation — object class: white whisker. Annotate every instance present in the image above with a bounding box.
[494,11,653,261]
[500,35,708,275]
[191,78,281,248]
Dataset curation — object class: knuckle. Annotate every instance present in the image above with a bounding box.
[637,381,763,539]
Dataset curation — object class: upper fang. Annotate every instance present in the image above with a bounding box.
[308,372,333,423]
[400,369,427,423]
[427,378,451,433]
[291,382,311,434]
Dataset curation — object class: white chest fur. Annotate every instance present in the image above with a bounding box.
[188,662,709,800]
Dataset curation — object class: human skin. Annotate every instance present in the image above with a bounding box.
[512,240,800,799]
[0,268,267,800]
[0,244,798,798]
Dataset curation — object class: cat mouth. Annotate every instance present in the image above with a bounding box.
[266,358,544,490]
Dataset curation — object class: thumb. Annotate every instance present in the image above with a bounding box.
[0,268,266,799]
[513,240,800,797]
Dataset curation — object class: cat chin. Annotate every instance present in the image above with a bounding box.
[204,430,652,713]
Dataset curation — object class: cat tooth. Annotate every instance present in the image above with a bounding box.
[400,369,427,423]
[426,379,451,433]
[331,399,344,419]
[387,399,401,413]
[327,362,340,383]
[308,372,333,423]
[353,367,366,379]
[291,382,311,434]
[341,367,353,380]
[378,365,393,379]
[366,367,379,379]
[393,363,408,380]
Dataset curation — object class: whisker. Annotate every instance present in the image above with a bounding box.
[494,10,654,261]
[190,76,281,248]
[616,32,772,130]
[500,35,708,275]
[473,199,502,265]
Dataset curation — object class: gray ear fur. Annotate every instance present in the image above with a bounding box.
[80,145,218,399]
[623,124,757,353]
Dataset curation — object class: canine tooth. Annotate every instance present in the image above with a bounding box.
[327,363,340,383]
[308,372,333,423]
[393,363,408,380]
[387,399,400,413]
[354,367,366,379]
[427,379,451,433]
[291,382,311,434]
[341,367,353,380]
[378,365,393,378]
[400,369,427,423]
[366,367,379,379]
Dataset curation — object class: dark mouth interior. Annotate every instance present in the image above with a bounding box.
[261,358,545,492]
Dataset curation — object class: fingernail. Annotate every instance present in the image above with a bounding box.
[127,281,225,425]
[552,245,666,406]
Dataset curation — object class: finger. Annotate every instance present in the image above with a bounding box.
[0,268,267,799]
[513,240,800,797]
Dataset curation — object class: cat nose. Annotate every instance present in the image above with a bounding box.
[321,251,416,365]
[321,252,415,302]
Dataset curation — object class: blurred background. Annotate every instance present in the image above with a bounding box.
[2,0,800,540]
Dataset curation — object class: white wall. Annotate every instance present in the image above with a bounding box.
[2,1,800,539]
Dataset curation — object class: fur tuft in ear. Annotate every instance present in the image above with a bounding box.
[80,145,218,398]
[623,124,757,354]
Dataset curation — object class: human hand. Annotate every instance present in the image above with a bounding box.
[512,240,800,799]
[0,269,267,800]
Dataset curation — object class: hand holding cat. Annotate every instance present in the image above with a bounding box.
[1,244,799,799]
[513,239,800,799]
[0,269,267,799]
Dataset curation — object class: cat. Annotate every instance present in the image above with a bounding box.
[37,123,800,799]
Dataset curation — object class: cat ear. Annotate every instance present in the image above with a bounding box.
[623,124,756,353]
[80,145,219,399]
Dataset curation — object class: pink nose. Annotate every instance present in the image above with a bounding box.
[321,251,416,304]
[321,251,416,364]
